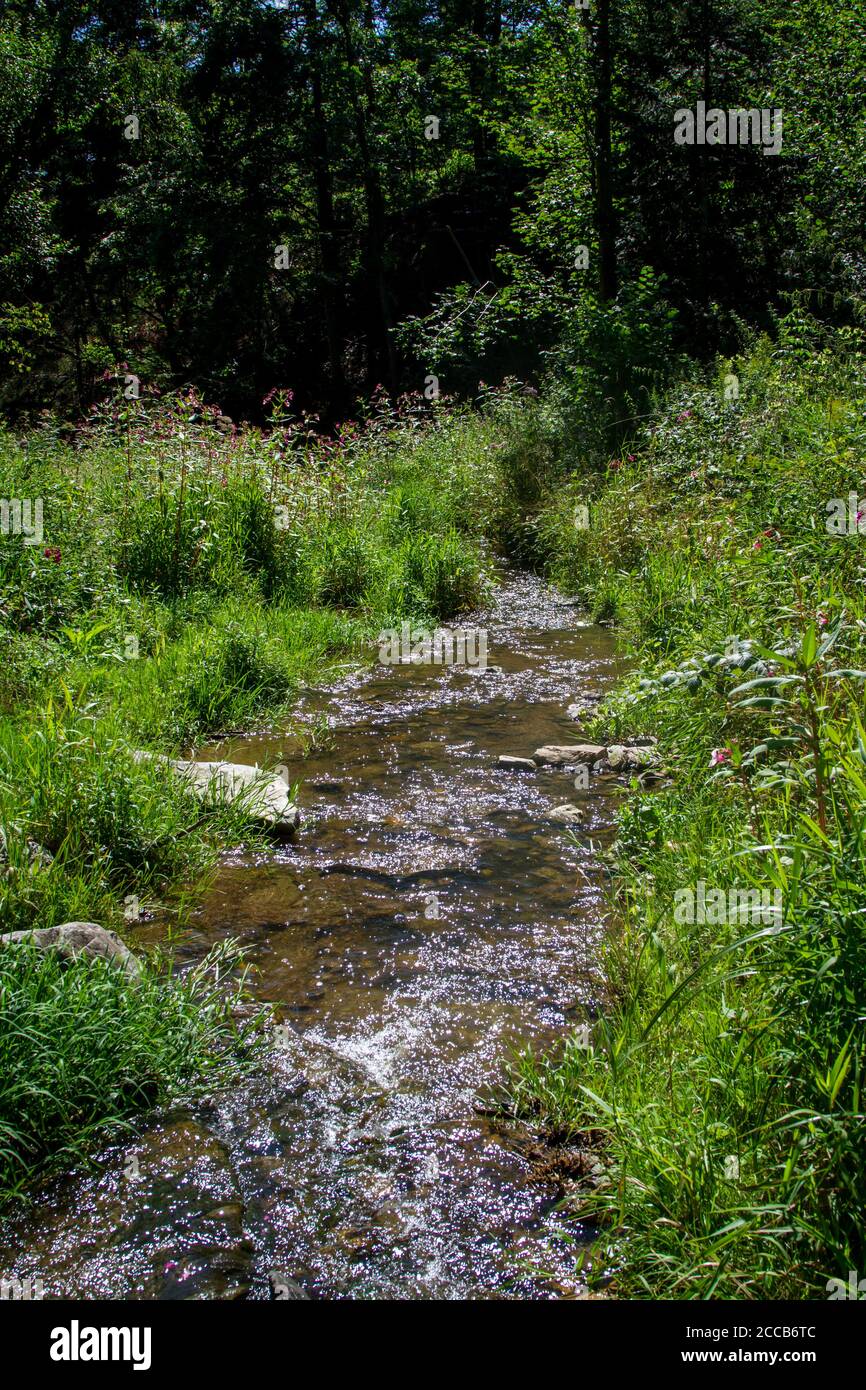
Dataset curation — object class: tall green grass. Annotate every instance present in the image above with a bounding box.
[0,382,552,1197]
[0,938,261,1203]
[512,318,866,1298]
[0,709,272,935]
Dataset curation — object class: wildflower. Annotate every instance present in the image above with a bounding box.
[752,539,763,550]
[677,410,692,422]
[43,547,61,563]
[710,748,732,766]
[608,458,622,471]
[817,612,829,627]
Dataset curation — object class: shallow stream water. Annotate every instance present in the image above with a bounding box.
[0,570,624,1300]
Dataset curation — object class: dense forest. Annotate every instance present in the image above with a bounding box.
[1,0,863,422]
[1,0,866,1316]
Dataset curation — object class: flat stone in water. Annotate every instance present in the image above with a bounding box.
[533,743,607,766]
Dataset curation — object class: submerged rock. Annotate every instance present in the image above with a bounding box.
[134,752,301,834]
[547,803,585,825]
[0,922,141,979]
[533,743,606,766]
[498,755,537,771]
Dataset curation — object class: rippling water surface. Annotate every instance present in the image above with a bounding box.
[0,571,625,1300]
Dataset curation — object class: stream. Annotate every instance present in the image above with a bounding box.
[0,570,625,1300]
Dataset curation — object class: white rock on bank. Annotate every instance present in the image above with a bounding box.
[134,752,301,833]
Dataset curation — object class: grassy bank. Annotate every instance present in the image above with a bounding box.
[1,386,523,929]
[6,321,865,1289]
[510,318,866,1298]
[0,938,260,1203]
[0,380,551,1197]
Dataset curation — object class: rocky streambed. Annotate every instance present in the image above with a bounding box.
[0,570,631,1300]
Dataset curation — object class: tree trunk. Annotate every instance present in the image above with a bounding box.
[330,0,397,394]
[594,0,618,302]
[303,0,343,393]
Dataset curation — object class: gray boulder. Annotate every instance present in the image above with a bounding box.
[0,922,141,979]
